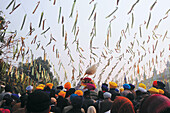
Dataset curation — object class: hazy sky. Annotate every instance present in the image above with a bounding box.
[0,0,170,86]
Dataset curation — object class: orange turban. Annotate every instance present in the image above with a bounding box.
[58,91,66,98]
[119,88,124,93]
[36,86,44,90]
[75,90,83,96]
[64,82,71,90]
[46,83,53,89]
[38,84,45,88]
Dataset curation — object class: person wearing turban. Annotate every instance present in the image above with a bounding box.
[109,82,120,101]
[148,87,159,94]
[100,92,113,113]
[57,91,69,112]
[101,83,108,93]
[46,83,53,89]
[119,88,124,93]
[36,86,44,90]
[121,84,132,97]
[64,82,71,91]
[158,89,164,95]
[111,96,135,113]
[139,94,170,113]
[153,80,170,98]
[74,90,83,96]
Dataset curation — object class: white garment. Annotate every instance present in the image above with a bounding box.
[104,110,110,113]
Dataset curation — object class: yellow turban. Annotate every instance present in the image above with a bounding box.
[139,83,146,89]
[46,83,53,89]
[38,84,45,88]
[109,82,117,89]
[58,91,66,98]
[149,87,159,94]
[64,82,71,90]
[119,88,124,93]
[158,89,164,94]
[36,86,44,90]
[75,90,83,96]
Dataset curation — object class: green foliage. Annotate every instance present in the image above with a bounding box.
[18,56,54,82]
[0,59,9,81]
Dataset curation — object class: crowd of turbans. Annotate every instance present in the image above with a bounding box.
[0,77,170,113]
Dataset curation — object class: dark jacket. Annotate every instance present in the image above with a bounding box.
[82,97,94,113]
[57,96,69,112]
[99,99,112,113]
[109,88,120,101]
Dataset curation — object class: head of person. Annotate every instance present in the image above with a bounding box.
[139,83,146,89]
[74,90,83,96]
[111,96,135,113]
[126,93,135,101]
[109,82,117,89]
[70,94,78,102]
[58,91,66,98]
[103,92,112,100]
[148,87,159,94]
[123,84,131,90]
[153,81,165,89]
[72,96,83,108]
[68,88,75,96]
[119,88,124,93]
[84,90,91,98]
[5,84,12,92]
[87,106,96,113]
[129,84,135,91]
[64,82,71,91]
[139,94,170,113]
[26,90,51,113]
[51,97,57,105]
[26,85,33,93]
[101,83,108,92]
[57,86,63,90]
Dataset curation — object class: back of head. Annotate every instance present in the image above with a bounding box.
[26,90,50,113]
[101,83,108,92]
[5,84,12,92]
[74,90,83,96]
[109,82,117,89]
[84,90,90,98]
[64,82,71,90]
[123,84,131,90]
[111,96,135,113]
[129,84,135,90]
[139,94,170,113]
[103,92,111,99]
[87,106,96,113]
[71,96,83,109]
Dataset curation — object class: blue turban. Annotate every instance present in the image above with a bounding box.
[123,84,131,90]
[115,88,119,92]
[101,83,108,91]
[70,94,78,102]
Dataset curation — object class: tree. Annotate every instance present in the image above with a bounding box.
[17,57,54,83]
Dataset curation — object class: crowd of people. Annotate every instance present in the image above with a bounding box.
[0,77,170,113]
